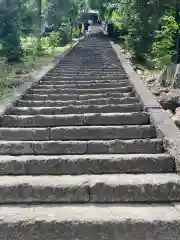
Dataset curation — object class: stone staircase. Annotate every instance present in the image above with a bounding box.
[0,33,180,239]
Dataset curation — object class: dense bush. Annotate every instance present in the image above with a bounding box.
[90,0,179,69]
[20,31,61,57]
[0,0,86,62]
[150,12,178,68]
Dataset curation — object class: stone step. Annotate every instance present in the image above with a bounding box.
[51,70,125,73]
[57,61,120,65]
[47,73,126,77]
[23,92,134,101]
[56,72,126,75]
[55,67,122,69]
[9,104,142,115]
[46,74,127,79]
[35,82,129,89]
[39,80,128,85]
[58,61,121,64]
[0,204,179,240]
[41,79,129,84]
[29,86,132,94]
[0,154,174,175]
[54,68,124,71]
[0,174,178,203]
[44,76,128,80]
[17,97,138,107]
[0,125,156,141]
[1,112,149,127]
[50,125,156,140]
[0,139,163,155]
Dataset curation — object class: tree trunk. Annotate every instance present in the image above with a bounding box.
[37,0,42,53]
[3,0,22,62]
[156,68,167,87]
[156,63,177,87]
[172,63,180,88]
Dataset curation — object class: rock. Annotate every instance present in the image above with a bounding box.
[137,70,143,75]
[151,87,162,96]
[172,107,180,127]
[158,96,178,112]
[157,90,180,112]
[146,77,156,84]
[15,69,23,75]
[166,109,174,118]
[166,90,180,103]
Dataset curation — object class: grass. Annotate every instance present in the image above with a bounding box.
[0,45,70,101]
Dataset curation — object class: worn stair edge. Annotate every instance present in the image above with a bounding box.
[48,70,126,74]
[0,154,174,175]
[16,97,138,107]
[45,73,127,77]
[0,204,180,240]
[111,41,180,172]
[0,174,179,203]
[0,40,80,118]
[43,75,128,80]
[40,79,129,84]
[22,92,134,101]
[9,104,142,115]
[50,125,156,140]
[0,139,163,155]
[28,86,133,94]
[0,203,180,239]
[0,112,150,127]
[34,82,130,88]
[0,125,156,141]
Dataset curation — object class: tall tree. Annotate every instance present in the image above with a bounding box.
[0,0,23,61]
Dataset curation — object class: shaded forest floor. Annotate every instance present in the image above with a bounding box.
[0,45,70,101]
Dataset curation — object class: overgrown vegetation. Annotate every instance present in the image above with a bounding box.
[0,0,87,99]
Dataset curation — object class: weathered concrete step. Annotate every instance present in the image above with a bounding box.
[52,66,124,70]
[0,139,163,155]
[1,112,149,127]
[58,61,121,64]
[46,75,127,80]
[41,79,129,84]
[0,128,49,140]
[0,154,174,175]
[0,204,179,240]
[29,86,132,94]
[54,68,124,71]
[50,125,156,140]
[60,60,118,62]
[17,97,138,107]
[58,59,113,62]
[46,71,126,77]
[51,70,125,74]
[44,76,128,80]
[0,125,156,141]
[9,104,142,115]
[35,82,130,89]
[23,92,134,101]
[40,80,128,85]
[0,174,179,203]
[47,73,126,77]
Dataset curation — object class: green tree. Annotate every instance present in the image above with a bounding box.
[0,0,23,61]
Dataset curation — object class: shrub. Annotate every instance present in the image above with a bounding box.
[20,31,61,57]
[150,13,178,68]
